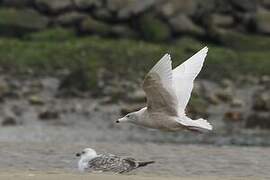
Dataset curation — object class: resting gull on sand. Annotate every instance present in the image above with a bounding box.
[116,47,212,132]
[76,148,155,173]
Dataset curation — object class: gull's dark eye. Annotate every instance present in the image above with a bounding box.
[127,115,130,118]
[82,151,85,154]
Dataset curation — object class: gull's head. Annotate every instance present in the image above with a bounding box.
[76,148,97,160]
[116,111,140,124]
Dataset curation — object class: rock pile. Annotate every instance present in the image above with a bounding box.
[0,0,269,41]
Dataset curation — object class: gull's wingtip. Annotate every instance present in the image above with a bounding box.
[164,53,171,58]
[201,46,208,52]
[161,53,171,61]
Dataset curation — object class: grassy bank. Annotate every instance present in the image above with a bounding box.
[0,28,270,89]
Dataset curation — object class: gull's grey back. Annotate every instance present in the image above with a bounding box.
[87,154,139,173]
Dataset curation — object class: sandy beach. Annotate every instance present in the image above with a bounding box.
[0,141,270,179]
[0,78,269,180]
[0,171,268,180]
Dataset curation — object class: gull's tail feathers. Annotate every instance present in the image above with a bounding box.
[137,161,155,167]
[186,118,213,133]
[178,117,213,133]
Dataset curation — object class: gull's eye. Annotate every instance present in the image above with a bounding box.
[126,115,130,118]
[82,151,85,154]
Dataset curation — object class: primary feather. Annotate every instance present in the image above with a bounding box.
[173,47,208,114]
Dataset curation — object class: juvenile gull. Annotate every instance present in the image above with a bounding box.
[117,47,213,132]
[76,148,155,173]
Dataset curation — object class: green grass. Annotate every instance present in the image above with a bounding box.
[0,29,270,90]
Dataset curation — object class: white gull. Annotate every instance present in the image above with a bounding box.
[116,47,213,132]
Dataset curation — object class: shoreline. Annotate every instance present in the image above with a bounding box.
[0,171,267,180]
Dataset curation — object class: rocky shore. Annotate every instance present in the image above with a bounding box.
[0,0,270,42]
[0,74,269,146]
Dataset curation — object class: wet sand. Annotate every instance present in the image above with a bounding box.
[0,171,267,180]
[0,141,270,178]
[0,77,269,179]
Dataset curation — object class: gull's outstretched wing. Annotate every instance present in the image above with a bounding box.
[142,54,178,116]
[172,47,208,114]
[87,154,138,173]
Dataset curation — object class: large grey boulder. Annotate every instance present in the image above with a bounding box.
[93,8,112,20]
[230,0,257,12]
[35,0,73,14]
[73,0,103,9]
[211,14,234,28]
[261,0,270,9]
[2,0,34,7]
[0,8,49,36]
[107,0,155,19]
[255,8,270,34]
[56,11,88,26]
[169,14,204,36]
[159,0,197,18]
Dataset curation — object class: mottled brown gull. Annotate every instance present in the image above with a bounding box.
[116,47,212,132]
[76,148,154,173]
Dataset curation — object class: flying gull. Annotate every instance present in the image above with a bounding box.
[116,47,213,132]
[76,148,155,173]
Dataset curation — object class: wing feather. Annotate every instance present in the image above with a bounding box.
[172,47,208,114]
[142,53,178,116]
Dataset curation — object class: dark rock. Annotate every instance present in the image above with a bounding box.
[169,14,204,36]
[259,75,270,84]
[107,0,155,19]
[261,0,270,9]
[254,8,270,35]
[259,75,270,88]
[93,8,112,20]
[214,0,233,14]
[138,14,171,42]
[39,109,60,120]
[2,116,17,126]
[74,0,102,9]
[11,105,24,117]
[253,89,270,111]
[59,66,97,94]
[230,98,244,107]
[0,80,10,101]
[207,94,221,105]
[0,8,49,36]
[159,0,197,18]
[230,0,257,12]
[28,95,45,106]
[2,0,33,7]
[215,88,233,102]
[195,0,216,24]
[35,0,73,14]
[246,112,270,129]
[186,96,209,119]
[211,14,234,28]
[220,79,234,88]
[224,111,243,123]
[56,11,87,26]
[79,17,111,35]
